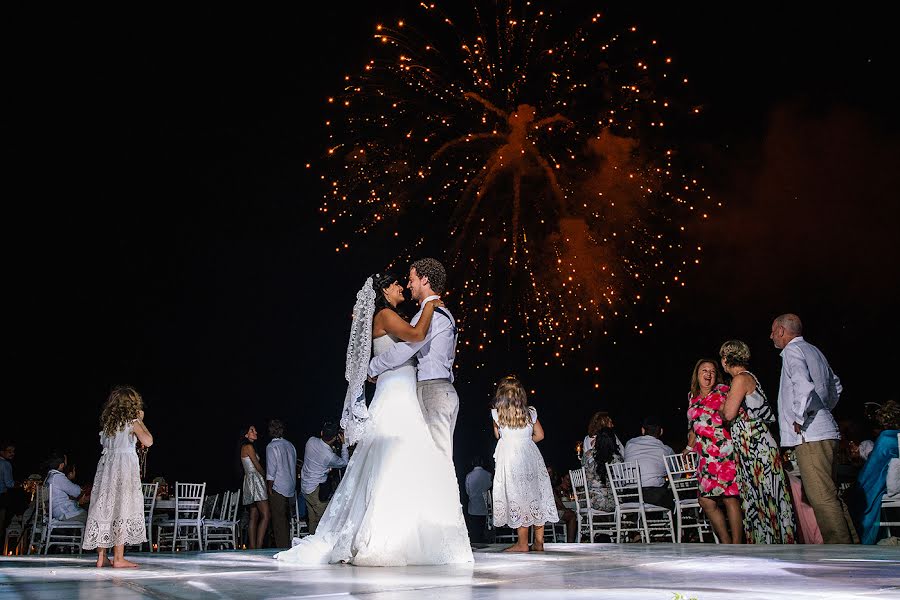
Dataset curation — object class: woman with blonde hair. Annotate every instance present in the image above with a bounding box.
[720,340,796,544]
[83,385,154,567]
[490,376,558,552]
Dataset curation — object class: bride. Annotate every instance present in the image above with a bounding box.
[275,272,473,566]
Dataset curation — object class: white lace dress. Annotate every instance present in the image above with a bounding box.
[491,407,559,528]
[274,334,473,566]
[83,421,147,549]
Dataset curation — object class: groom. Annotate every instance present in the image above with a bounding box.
[368,258,460,461]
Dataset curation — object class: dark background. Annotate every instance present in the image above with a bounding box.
[3,4,898,492]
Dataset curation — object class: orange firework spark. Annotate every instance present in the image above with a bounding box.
[317,1,716,366]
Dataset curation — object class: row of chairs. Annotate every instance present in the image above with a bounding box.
[567,453,713,544]
[4,481,243,555]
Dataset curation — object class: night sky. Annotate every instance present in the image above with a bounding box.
[4,4,899,492]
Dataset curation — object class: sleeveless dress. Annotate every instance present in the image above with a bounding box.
[83,421,147,549]
[275,334,472,566]
[731,372,796,544]
[687,384,739,497]
[491,407,559,528]
[241,455,267,505]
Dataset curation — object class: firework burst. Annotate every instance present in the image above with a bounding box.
[318,1,716,367]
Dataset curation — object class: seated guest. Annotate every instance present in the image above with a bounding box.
[850,400,900,544]
[464,456,492,543]
[43,452,87,523]
[300,421,348,535]
[623,416,675,511]
[547,465,579,542]
[589,427,622,512]
[0,441,17,545]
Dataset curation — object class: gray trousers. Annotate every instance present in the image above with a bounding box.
[416,379,459,461]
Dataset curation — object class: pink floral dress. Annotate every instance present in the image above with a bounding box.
[687,384,739,497]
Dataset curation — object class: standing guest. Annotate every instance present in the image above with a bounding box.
[686,359,742,543]
[239,425,270,549]
[547,466,579,543]
[464,455,492,543]
[0,441,16,547]
[850,400,900,544]
[770,313,857,543]
[43,452,87,524]
[581,412,624,511]
[590,428,623,513]
[624,416,675,511]
[490,376,559,552]
[299,421,348,535]
[720,340,796,544]
[83,385,153,568]
[266,419,298,548]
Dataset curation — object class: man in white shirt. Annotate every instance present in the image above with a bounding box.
[464,456,492,543]
[623,417,675,511]
[265,419,298,548]
[771,313,857,543]
[300,421,349,535]
[0,442,17,544]
[43,453,87,523]
[369,258,460,463]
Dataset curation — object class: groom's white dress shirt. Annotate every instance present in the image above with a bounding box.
[368,295,456,382]
[777,336,842,447]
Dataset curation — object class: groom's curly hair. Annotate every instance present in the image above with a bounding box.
[410,258,446,294]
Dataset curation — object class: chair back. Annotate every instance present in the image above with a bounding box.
[141,482,158,520]
[569,468,591,515]
[483,489,495,529]
[175,482,206,522]
[226,490,241,521]
[203,493,220,520]
[665,452,700,501]
[606,461,644,507]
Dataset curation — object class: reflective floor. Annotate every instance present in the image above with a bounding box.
[2,544,899,599]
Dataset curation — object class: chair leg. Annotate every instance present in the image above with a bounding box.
[676,508,683,542]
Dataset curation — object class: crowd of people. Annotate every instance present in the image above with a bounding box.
[2,312,899,564]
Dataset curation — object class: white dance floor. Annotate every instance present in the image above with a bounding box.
[2,543,899,599]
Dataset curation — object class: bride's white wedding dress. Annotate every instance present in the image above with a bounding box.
[275,334,473,566]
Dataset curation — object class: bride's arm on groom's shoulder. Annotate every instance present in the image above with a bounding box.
[378,299,438,343]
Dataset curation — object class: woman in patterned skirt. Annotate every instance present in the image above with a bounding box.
[720,340,796,544]
[686,359,743,543]
[83,386,154,567]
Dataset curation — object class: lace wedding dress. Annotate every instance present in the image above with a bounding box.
[83,421,147,549]
[275,334,473,566]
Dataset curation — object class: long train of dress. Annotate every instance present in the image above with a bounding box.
[275,335,473,566]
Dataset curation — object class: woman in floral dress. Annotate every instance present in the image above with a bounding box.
[686,359,743,543]
[720,341,796,544]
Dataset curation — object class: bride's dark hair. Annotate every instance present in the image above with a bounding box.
[371,271,400,316]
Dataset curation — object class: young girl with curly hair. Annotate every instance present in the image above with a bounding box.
[83,385,154,567]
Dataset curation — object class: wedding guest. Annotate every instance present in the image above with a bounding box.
[720,340,796,544]
[624,416,675,511]
[0,441,15,547]
[581,411,624,512]
[589,427,623,513]
[850,400,900,544]
[299,420,346,536]
[686,359,742,543]
[490,376,558,552]
[239,425,269,549]
[464,455,492,543]
[43,452,87,524]
[770,313,857,543]
[266,419,298,548]
[83,385,153,568]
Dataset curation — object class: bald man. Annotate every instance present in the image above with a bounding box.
[771,314,857,543]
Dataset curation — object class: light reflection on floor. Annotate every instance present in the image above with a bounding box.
[1,543,898,599]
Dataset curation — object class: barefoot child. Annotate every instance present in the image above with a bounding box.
[490,376,558,551]
[83,386,154,567]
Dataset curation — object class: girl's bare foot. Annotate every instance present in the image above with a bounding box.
[96,557,112,568]
[503,544,530,553]
[112,558,139,568]
[531,542,545,552]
